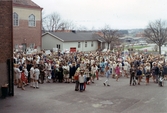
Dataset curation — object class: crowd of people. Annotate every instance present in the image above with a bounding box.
[13,49,167,91]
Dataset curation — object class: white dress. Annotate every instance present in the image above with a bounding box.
[30,67,34,79]
[24,68,29,77]
[15,68,22,79]
[34,68,40,80]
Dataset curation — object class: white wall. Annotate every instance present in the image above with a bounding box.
[42,34,99,51]
[42,34,63,50]
[63,41,98,52]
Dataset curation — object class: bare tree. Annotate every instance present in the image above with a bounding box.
[62,20,76,30]
[42,12,77,32]
[44,12,64,32]
[42,11,47,33]
[100,25,120,50]
[144,20,167,54]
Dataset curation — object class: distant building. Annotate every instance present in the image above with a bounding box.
[42,31,107,52]
[13,0,42,51]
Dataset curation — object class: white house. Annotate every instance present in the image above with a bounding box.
[42,31,107,52]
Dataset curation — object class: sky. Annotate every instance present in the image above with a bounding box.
[33,0,167,30]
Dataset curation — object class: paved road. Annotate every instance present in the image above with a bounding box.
[0,77,167,113]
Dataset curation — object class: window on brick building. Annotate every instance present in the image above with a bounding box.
[30,43,35,49]
[13,12,19,26]
[28,14,35,27]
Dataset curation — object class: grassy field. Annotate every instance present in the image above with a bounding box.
[124,45,150,50]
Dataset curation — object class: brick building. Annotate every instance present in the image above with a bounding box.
[0,0,13,96]
[13,0,42,51]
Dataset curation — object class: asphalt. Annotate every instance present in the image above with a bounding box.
[0,77,167,113]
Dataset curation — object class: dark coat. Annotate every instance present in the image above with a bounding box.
[70,66,76,78]
[58,67,64,80]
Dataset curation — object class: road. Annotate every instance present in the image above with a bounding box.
[0,77,167,113]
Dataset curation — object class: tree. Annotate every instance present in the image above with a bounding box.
[62,20,76,30]
[42,12,77,32]
[44,12,64,32]
[100,25,120,50]
[144,20,167,54]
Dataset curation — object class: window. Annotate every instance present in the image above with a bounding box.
[78,42,80,48]
[57,44,60,49]
[13,12,19,26]
[28,14,35,27]
[30,43,35,49]
[85,41,87,47]
[91,41,93,47]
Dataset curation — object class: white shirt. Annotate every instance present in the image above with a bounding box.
[79,74,85,83]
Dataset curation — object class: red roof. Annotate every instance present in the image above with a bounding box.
[13,0,42,9]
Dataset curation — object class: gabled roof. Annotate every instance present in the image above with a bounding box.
[42,32,106,42]
[13,0,42,9]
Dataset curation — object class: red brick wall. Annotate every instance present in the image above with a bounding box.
[0,1,13,94]
[13,20,41,48]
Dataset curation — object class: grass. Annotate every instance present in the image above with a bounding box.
[125,45,150,50]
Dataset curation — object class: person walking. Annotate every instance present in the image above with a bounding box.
[103,66,111,86]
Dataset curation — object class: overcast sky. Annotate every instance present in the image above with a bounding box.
[33,0,167,30]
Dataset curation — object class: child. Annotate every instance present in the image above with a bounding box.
[83,72,87,91]
[74,71,79,91]
[79,70,85,92]
[145,69,151,85]
[21,70,27,90]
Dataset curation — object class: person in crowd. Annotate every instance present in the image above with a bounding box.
[14,64,18,85]
[39,60,45,84]
[15,64,22,88]
[130,65,136,86]
[154,63,160,83]
[74,70,80,91]
[69,62,77,83]
[100,58,105,77]
[63,63,70,83]
[85,64,91,85]
[30,64,35,87]
[21,70,28,90]
[145,69,151,85]
[136,67,142,85]
[91,63,97,83]
[58,64,64,83]
[33,65,40,89]
[115,64,120,81]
